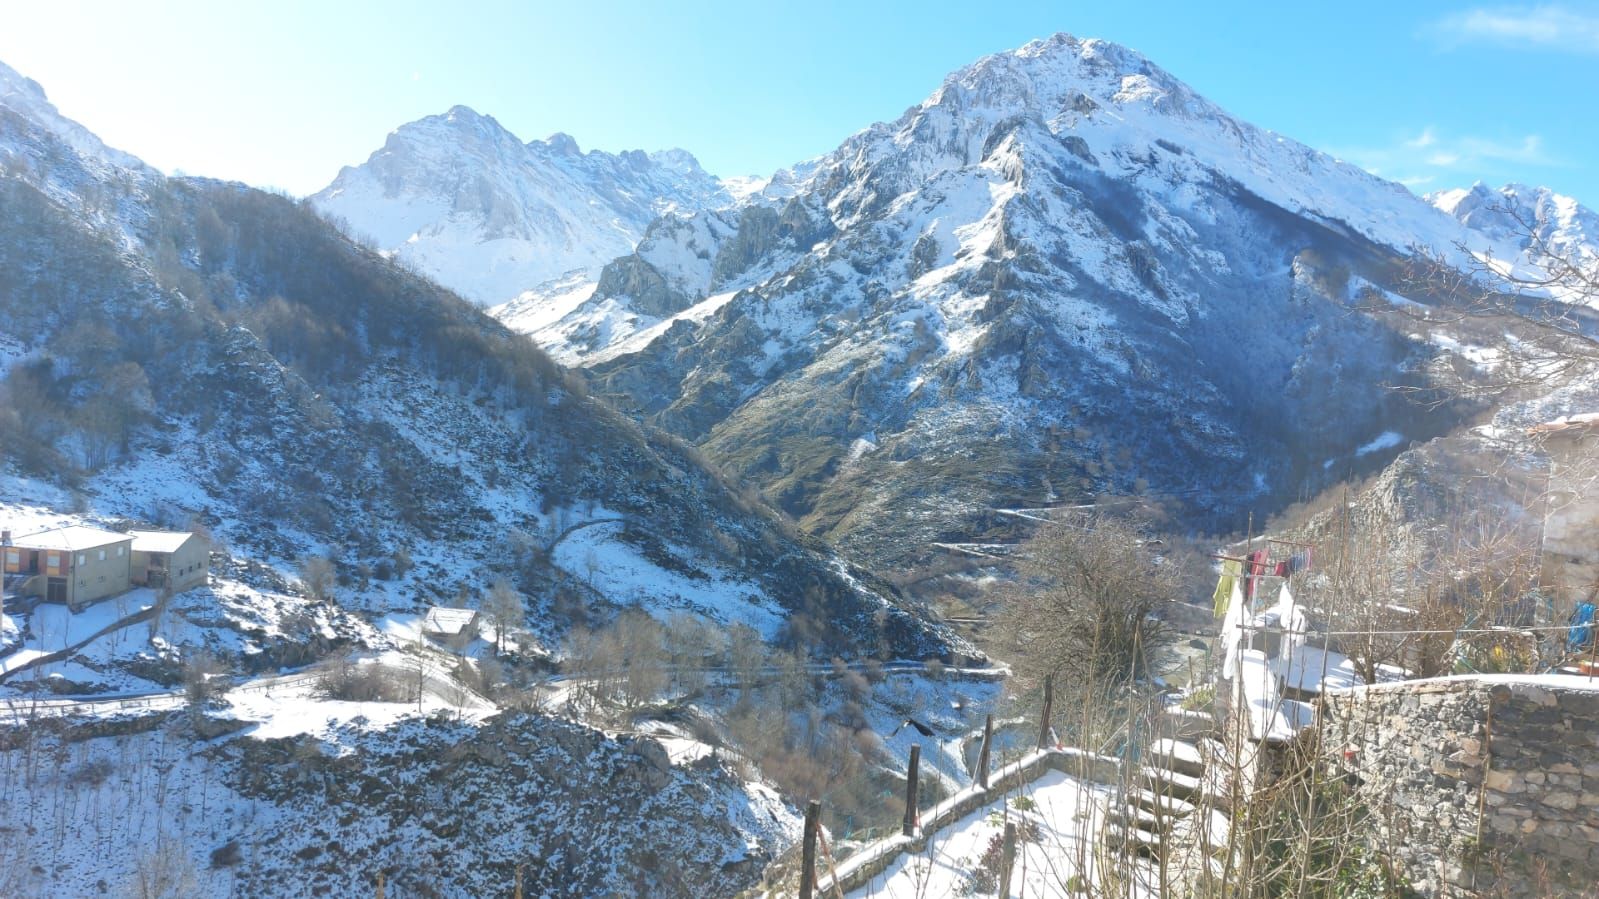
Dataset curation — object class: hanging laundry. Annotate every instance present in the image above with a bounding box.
[1569,602,1596,653]
[1285,549,1311,574]
[1244,549,1269,601]
[1273,560,1289,578]
[1220,579,1248,678]
[1273,582,1308,654]
[1212,558,1242,617]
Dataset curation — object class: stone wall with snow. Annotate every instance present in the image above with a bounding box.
[1319,676,1599,898]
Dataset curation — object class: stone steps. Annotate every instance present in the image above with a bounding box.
[1128,785,1197,819]
[1138,764,1205,803]
[1105,821,1164,857]
[1148,738,1207,778]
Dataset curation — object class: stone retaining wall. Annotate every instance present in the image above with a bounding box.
[1320,676,1599,898]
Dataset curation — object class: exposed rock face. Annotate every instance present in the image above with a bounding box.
[595,251,695,318]
[1321,678,1599,898]
[1,711,800,898]
[520,35,1488,570]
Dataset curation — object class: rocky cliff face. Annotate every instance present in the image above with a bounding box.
[311,107,736,305]
[511,35,1497,570]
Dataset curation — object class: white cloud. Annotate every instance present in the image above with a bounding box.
[1428,5,1599,54]
[1403,128,1437,149]
[1331,127,1557,192]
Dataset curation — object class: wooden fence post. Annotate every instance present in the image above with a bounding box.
[375,871,385,899]
[799,799,821,899]
[1038,674,1054,750]
[997,821,1018,897]
[902,744,922,837]
[977,714,994,789]
[514,864,523,899]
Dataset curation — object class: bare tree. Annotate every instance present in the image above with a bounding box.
[614,610,666,707]
[182,650,228,714]
[663,612,716,696]
[725,623,765,698]
[125,835,199,898]
[484,578,525,656]
[1393,202,1599,402]
[993,514,1177,689]
[299,555,336,603]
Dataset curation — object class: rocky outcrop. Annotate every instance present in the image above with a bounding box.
[594,254,693,317]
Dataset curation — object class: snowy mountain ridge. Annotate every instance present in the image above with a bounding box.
[505,34,1596,366]
[0,58,145,175]
[311,106,741,304]
[785,35,1467,254]
[1429,181,1599,300]
[492,32,1599,573]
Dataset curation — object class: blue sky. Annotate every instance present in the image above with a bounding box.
[2,1,1595,203]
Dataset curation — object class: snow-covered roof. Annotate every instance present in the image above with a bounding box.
[126,530,197,554]
[9,525,131,552]
[422,607,479,635]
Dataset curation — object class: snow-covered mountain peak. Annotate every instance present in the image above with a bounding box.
[0,58,46,103]
[1429,181,1599,292]
[1430,181,1593,234]
[894,32,1226,151]
[765,33,1471,267]
[312,111,737,304]
[540,130,582,156]
[648,146,711,177]
[389,104,525,159]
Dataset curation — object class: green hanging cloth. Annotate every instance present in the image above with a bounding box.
[1213,558,1241,617]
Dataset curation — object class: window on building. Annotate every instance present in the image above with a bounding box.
[117,546,124,557]
[98,550,106,561]
[78,554,86,565]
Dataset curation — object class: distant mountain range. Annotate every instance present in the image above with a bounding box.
[328,34,1595,572]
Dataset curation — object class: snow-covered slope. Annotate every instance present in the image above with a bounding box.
[0,57,982,898]
[1430,182,1599,303]
[0,60,964,663]
[311,107,737,304]
[0,59,157,252]
[0,59,144,175]
[505,34,1508,570]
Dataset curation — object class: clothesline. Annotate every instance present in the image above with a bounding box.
[1232,621,1583,638]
